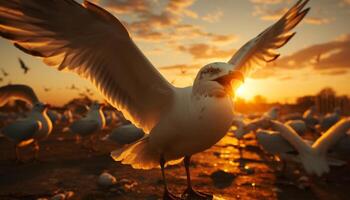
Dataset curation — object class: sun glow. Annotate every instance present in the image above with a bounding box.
[234,79,254,101]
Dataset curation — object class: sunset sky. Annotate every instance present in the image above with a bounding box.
[0,0,349,106]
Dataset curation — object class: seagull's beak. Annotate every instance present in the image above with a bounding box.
[214,70,244,94]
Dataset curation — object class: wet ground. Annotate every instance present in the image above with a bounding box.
[0,125,350,200]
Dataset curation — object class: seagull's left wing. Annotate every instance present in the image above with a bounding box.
[0,0,174,133]
[0,84,39,106]
[228,0,310,76]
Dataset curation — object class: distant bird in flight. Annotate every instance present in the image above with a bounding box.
[18,58,30,74]
[43,87,51,92]
[0,84,52,162]
[67,84,79,91]
[0,0,310,198]
[1,68,8,77]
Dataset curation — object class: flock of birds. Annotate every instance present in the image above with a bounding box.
[231,106,350,177]
[0,0,348,199]
[0,84,145,162]
[1,84,349,198]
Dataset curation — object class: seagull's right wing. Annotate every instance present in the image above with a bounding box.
[0,0,174,133]
[0,84,39,106]
[313,118,350,154]
[270,120,311,154]
[228,0,309,77]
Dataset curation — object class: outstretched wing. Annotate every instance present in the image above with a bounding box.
[228,0,310,76]
[0,0,174,133]
[0,84,39,106]
[270,120,311,154]
[313,118,350,154]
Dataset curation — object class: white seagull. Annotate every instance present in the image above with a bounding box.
[69,102,106,150]
[257,118,350,176]
[0,0,310,198]
[0,84,52,162]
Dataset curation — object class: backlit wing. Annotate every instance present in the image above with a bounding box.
[0,84,39,106]
[228,0,310,76]
[0,0,174,133]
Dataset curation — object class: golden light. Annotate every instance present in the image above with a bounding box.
[232,78,259,101]
[234,83,251,101]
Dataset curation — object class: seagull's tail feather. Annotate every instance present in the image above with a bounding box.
[111,136,159,170]
[300,152,329,176]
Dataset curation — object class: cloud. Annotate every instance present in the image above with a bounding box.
[94,0,237,46]
[176,43,235,60]
[238,34,350,79]
[250,0,284,4]
[253,6,333,25]
[274,34,350,71]
[320,69,349,76]
[202,10,224,23]
[342,0,350,5]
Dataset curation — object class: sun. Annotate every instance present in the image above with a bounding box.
[233,79,253,101]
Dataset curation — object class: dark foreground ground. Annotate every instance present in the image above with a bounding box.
[0,125,350,200]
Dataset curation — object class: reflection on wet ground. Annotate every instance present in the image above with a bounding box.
[0,126,349,199]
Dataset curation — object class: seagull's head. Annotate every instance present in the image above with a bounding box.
[193,62,244,97]
[33,102,50,112]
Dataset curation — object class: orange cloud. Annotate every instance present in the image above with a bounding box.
[253,6,334,25]
[176,43,235,60]
[202,10,224,23]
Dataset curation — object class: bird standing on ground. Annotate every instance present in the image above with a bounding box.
[69,102,106,150]
[0,84,52,162]
[0,0,310,198]
[18,58,30,74]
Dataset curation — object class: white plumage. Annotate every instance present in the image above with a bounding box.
[70,103,106,137]
[257,119,350,176]
[0,0,309,197]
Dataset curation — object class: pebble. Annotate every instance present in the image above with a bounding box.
[97,172,117,187]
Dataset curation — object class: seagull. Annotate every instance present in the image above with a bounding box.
[263,106,280,120]
[318,107,341,132]
[285,120,307,136]
[18,57,30,74]
[257,119,350,176]
[0,0,310,198]
[103,124,145,145]
[0,84,53,162]
[302,105,319,130]
[69,102,106,150]
[43,87,51,92]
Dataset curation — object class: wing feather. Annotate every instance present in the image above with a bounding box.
[228,0,310,76]
[0,84,39,106]
[313,118,350,154]
[0,0,174,133]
